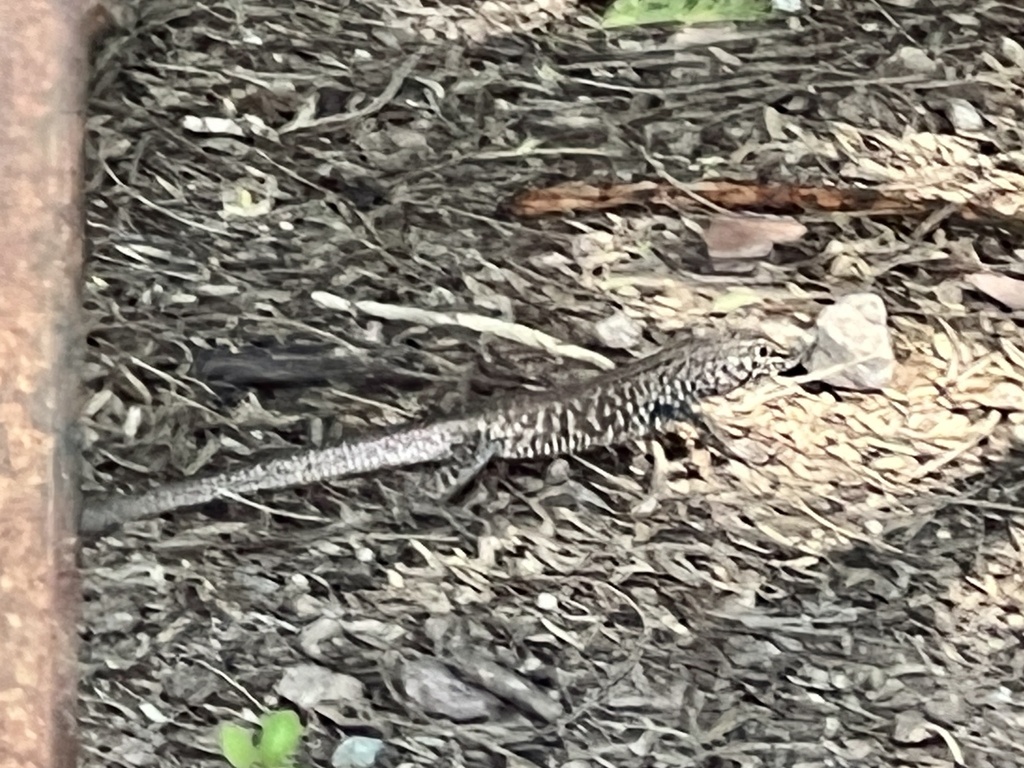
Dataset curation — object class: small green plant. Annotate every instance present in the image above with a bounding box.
[219,710,305,768]
[603,0,771,29]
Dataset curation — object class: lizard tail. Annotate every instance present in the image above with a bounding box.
[80,423,462,534]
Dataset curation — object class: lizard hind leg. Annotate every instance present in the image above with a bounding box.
[371,436,497,530]
[385,437,498,540]
[434,437,499,503]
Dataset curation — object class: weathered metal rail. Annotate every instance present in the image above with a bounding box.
[0,0,87,766]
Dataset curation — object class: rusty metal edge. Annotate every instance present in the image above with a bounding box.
[0,0,87,766]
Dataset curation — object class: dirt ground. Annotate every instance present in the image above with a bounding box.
[79,1,1024,766]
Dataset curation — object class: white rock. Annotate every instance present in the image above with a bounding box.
[808,293,895,390]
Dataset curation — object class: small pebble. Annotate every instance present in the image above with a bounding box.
[946,98,984,133]
[331,736,384,768]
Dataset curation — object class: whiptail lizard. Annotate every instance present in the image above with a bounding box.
[80,329,807,534]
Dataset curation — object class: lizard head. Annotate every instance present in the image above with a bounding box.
[690,329,811,399]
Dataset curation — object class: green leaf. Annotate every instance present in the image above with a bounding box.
[710,288,762,313]
[603,0,771,29]
[255,710,304,767]
[219,724,261,768]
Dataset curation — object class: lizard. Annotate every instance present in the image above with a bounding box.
[80,328,808,535]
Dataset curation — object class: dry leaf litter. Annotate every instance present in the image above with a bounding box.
[81,1,1024,766]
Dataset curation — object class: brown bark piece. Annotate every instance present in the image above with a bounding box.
[508,178,996,222]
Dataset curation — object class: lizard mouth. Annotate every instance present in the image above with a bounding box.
[780,349,810,375]
[778,359,808,379]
